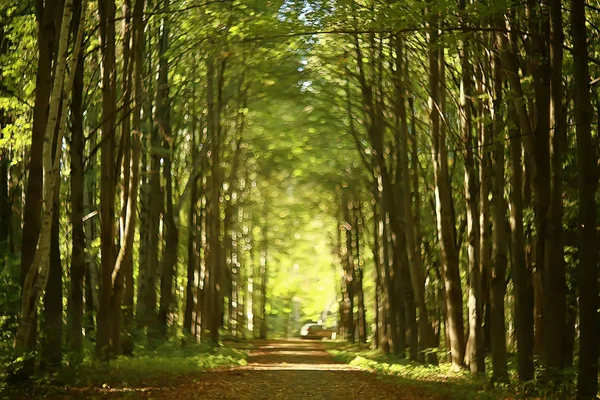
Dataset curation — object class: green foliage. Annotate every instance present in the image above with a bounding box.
[1,342,247,397]
[328,345,493,399]
[328,344,583,399]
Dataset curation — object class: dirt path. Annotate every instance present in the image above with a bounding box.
[140,339,446,399]
[33,340,448,399]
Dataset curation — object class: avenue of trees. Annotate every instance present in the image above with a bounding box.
[0,0,598,398]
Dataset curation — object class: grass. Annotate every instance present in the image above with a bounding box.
[326,343,578,399]
[1,341,248,398]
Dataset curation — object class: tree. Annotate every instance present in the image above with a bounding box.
[572,0,599,397]
[16,0,86,359]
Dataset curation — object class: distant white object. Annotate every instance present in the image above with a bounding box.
[300,323,336,340]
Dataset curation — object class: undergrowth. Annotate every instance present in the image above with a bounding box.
[0,340,247,398]
[327,343,578,399]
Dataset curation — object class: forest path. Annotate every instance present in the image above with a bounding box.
[144,339,447,399]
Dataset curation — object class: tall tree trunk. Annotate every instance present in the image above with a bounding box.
[354,202,367,344]
[489,41,508,382]
[526,0,554,368]
[16,0,85,362]
[372,217,381,348]
[96,0,118,360]
[18,0,60,374]
[137,10,159,340]
[0,27,11,261]
[143,96,161,341]
[133,0,150,334]
[207,53,222,344]
[342,194,355,343]
[157,0,177,339]
[382,206,402,355]
[130,0,145,342]
[572,0,599,396]
[84,136,98,336]
[259,226,268,340]
[394,37,436,364]
[543,0,566,375]
[120,0,135,356]
[67,0,85,363]
[508,105,534,381]
[428,11,464,369]
[458,3,482,373]
[42,184,62,370]
[479,84,492,355]
[184,131,198,339]
[16,0,81,354]
[372,190,387,352]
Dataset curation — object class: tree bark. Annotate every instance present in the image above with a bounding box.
[342,194,355,343]
[508,105,534,381]
[96,0,118,360]
[543,0,566,375]
[84,136,98,337]
[525,0,555,370]
[458,3,483,373]
[428,11,464,369]
[478,64,492,357]
[120,0,135,356]
[489,40,508,383]
[67,0,85,364]
[572,0,599,396]
[0,26,12,280]
[394,37,436,364]
[16,0,84,356]
[17,0,59,374]
[184,126,199,339]
[157,0,177,339]
[207,53,222,344]
[353,202,367,344]
[372,188,388,352]
[42,184,62,370]
[259,226,268,340]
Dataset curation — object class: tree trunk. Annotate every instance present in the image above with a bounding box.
[543,0,566,375]
[0,27,10,260]
[508,105,534,381]
[458,6,482,373]
[207,53,222,344]
[572,0,599,396]
[96,0,118,361]
[382,205,402,355]
[137,10,159,340]
[489,42,508,383]
[372,190,388,352]
[67,0,85,362]
[18,0,60,375]
[394,37,436,364]
[478,65,492,357]
[120,0,135,357]
[132,0,150,334]
[157,0,177,339]
[428,13,464,369]
[524,0,556,371]
[354,202,367,344]
[42,184,62,370]
[184,134,198,338]
[342,194,355,343]
[259,227,268,340]
[16,0,83,357]
[84,137,98,336]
